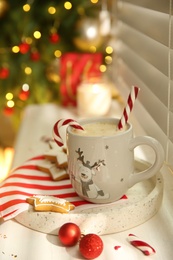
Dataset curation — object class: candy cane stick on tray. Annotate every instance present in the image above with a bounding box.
[128,234,156,256]
[53,118,84,147]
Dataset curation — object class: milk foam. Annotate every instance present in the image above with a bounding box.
[72,122,127,136]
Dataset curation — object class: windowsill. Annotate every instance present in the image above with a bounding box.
[5,102,173,260]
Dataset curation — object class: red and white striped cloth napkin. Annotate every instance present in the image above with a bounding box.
[0,155,127,221]
[0,155,91,221]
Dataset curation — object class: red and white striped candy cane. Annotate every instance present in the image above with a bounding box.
[128,234,156,256]
[118,86,140,130]
[53,118,84,147]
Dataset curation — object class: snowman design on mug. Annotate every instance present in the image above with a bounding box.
[72,148,109,200]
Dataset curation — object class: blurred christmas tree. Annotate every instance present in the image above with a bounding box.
[0,0,113,128]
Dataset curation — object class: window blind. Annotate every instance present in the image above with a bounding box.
[111,0,173,169]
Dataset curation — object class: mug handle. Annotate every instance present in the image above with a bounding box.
[128,136,164,187]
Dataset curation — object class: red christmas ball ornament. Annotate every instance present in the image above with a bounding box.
[19,42,30,54]
[79,234,103,259]
[49,32,60,43]
[0,67,10,79]
[58,223,81,247]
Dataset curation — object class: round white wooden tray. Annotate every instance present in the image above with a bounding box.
[15,159,163,235]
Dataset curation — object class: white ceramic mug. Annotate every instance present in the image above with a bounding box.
[66,118,164,204]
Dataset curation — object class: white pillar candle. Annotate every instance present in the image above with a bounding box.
[77,80,111,117]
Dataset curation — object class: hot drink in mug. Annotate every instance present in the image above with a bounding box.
[67,118,164,204]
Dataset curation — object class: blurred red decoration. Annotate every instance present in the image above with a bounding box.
[19,90,30,101]
[30,50,40,61]
[3,106,14,116]
[49,33,60,43]
[60,52,103,107]
[0,67,10,79]
[19,42,30,54]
